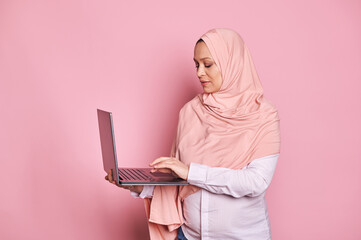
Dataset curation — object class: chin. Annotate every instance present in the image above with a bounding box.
[203,89,210,94]
[203,88,216,94]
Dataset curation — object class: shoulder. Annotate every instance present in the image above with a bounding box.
[179,94,202,116]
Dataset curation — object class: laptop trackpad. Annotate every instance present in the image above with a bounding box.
[150,171,176,178]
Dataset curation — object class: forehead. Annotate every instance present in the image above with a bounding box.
[193,41,213,60]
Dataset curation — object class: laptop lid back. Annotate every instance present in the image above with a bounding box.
[97,109,120,183]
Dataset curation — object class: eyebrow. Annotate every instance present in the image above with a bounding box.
[193,57,212,61]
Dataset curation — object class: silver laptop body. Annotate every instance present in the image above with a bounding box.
[97,109,189,186]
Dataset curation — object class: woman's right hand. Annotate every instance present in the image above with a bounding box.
[105,169,144,194]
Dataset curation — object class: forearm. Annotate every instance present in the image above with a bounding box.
[187,154,279,198]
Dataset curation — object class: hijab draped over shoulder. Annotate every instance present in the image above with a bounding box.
[144,28,281,240]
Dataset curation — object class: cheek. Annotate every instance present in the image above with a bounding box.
[217,72,223,86]
[210,70,222,88]
[209,66,222,84]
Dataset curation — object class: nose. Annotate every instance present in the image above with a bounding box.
[197,66,206,78]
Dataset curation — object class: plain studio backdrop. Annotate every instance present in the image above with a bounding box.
[0,0,360,239]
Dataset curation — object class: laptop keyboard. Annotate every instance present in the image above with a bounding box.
[118,168,153,181]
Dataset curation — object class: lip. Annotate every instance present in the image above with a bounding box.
[200,81,210,86]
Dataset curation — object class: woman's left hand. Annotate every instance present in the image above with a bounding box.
[149,157,189,180]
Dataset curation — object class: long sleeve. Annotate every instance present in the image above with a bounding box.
[129,185,155,198]
[187,153,279,198]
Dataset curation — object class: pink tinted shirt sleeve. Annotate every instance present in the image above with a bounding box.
[187,153,279,198]
[130,185,155,198]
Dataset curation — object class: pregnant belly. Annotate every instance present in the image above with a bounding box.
[183,190,270,237]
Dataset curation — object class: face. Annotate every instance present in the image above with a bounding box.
[193,41,223,93]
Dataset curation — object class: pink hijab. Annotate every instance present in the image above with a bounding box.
[144,28,281,239]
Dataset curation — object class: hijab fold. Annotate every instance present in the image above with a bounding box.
[144,28,281,240]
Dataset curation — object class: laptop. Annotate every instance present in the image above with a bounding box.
[97,109,189,186]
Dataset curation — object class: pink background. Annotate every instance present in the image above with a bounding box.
[1,0,360,239]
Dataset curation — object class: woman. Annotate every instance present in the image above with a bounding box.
[106,28,281,240]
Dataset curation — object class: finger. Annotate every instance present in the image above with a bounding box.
[152,162,176,172]
[149,157,172,166]
[149,157,167,166]
[108,169,114,182]
[151,159,175,169]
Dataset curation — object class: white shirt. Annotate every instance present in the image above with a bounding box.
[131,153,279,240]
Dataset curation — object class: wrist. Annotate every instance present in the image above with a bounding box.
[128,186,143,194]
[185,165,190,180]
[134,185,144,193]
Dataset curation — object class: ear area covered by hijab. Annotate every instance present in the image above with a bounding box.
[144,28,281,240]
[200,28,267,117]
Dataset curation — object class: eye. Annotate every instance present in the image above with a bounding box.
[194,64,212,69]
